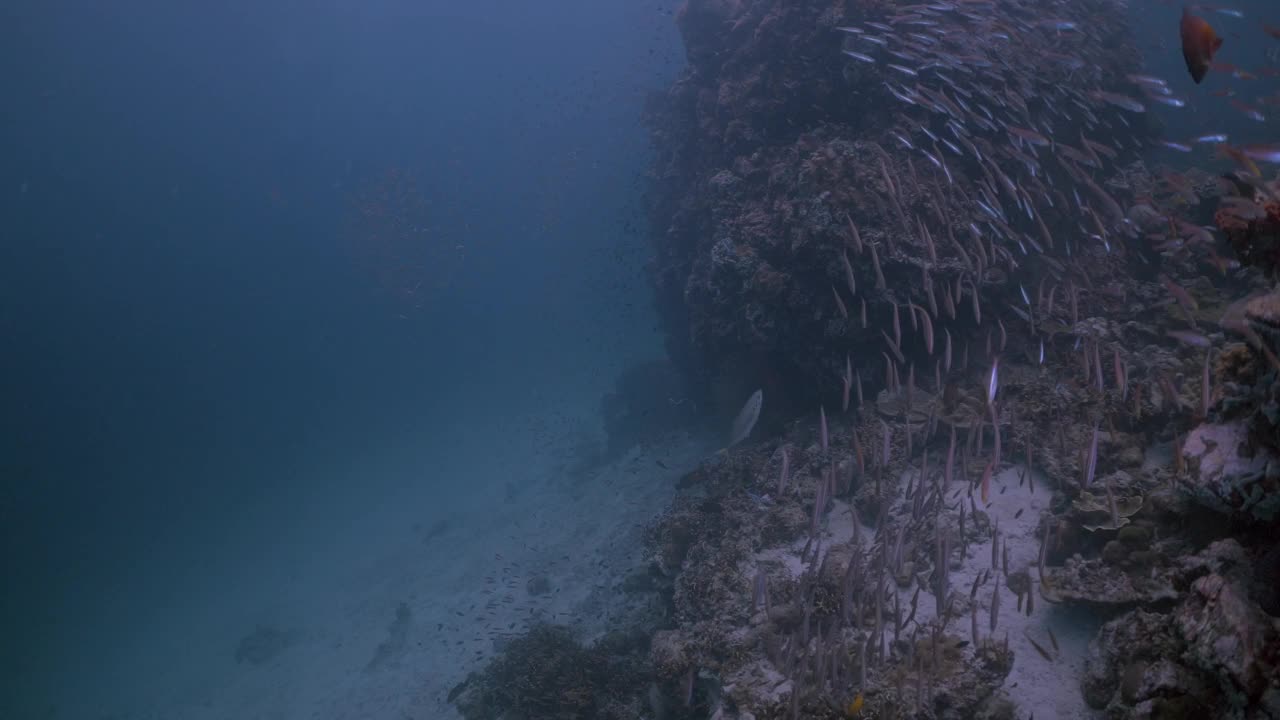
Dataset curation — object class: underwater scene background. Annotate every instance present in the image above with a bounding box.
[2,0,1279,719]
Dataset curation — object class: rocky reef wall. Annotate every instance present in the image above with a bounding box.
[643,0,1147,419]
[450,0,1280,718]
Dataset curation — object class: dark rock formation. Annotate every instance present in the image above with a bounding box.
[1076,540,1280,719]
[449,625,652,720]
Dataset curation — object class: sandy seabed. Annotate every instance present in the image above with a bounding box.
[15,407,1106,720]
[17,392,709,720]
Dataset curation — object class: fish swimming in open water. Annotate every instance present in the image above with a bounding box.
[1180,8,1223,84]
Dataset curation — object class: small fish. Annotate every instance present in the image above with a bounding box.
[843,50,877,63]
[1114,348,1127,397]
[1008,126,1050,146]
[1161,274,1199,312]
[727,389,763,448]
[1167,329,1211,347]
[989,582,1000,633]
[980,460,993,504]
[987,357,999,405]
[1181,8,1224,84]
[1240,143,1280,164]
[842,355,853,412]
[1085,423,1099,488]
[1127,73,1169,87]
[1218,144,1262,176]
[1025,632,1054,661]
[1202,350,1212,418]
[1148,94,1187,108]
[1230,99,1266,122]
[1091,90,1146,112]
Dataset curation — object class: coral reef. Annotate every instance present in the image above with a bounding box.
[448,624,652,720]
[1081,540,1280,720]
[1181,419,1280,521]
[450,0,1280,717]
[637,419,1022,719]
[1082,608,1219,718]
[644,0,1148,413]
[1180,289,1280,524]
[1186,169,1280,524]
[1216,179,1280,280]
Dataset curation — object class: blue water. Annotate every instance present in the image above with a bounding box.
[1,1,682,717]
[1131,0,1279,157]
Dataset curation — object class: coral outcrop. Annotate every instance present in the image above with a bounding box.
[452,0,1280,717]
[644,0,1148,415]
[1082,541,1280,720]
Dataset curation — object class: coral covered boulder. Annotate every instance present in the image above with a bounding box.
[1176,573,1280,717]
[1181,420,1280,522]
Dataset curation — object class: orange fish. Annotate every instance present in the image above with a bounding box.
[1181,8,1224,84]
[1217,143,1261,176]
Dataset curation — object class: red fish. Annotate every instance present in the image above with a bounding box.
[1181,8,1224,83]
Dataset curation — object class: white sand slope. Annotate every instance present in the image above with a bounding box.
[15,391,708,720]
[966,465,1104,720]
[763,461,1102,720]
[191,434,705,720]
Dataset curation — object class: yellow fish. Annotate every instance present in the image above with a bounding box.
[846,692,864,716]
